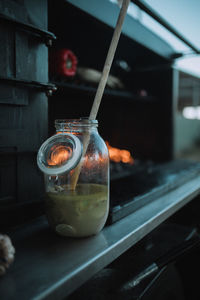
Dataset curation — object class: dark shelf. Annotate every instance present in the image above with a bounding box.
[51,81,157,102]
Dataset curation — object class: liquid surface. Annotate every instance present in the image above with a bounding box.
[46,183,109,237]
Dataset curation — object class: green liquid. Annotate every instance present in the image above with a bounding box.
[46,183,109,237]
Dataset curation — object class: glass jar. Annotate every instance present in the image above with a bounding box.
[37,118,109,237]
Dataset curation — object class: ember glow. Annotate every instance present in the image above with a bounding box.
[106,141,134,164]
[47,139,134,167]
[47,145,72,166]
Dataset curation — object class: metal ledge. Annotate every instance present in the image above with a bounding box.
[1,176,200,300]
[66,0,200,57]
[66,0,175,60]
[132,0,200,55]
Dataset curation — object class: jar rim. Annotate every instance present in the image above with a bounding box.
[55,118,98,127]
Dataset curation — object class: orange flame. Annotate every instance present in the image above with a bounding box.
[106,141,134,165]
[47,145,71,166]
[47,136,134,167]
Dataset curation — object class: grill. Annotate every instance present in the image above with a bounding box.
[1,2,200,300]
[0,0,200,229]
[109,159,200,223]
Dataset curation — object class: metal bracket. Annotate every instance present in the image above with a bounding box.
[0,13,56,46]
[0,76,57,96]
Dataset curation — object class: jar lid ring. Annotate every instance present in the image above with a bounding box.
[37,133,82,175]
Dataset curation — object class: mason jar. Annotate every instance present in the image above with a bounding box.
[37,118,109,237]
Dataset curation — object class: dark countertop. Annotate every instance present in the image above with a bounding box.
[1,175,200,300]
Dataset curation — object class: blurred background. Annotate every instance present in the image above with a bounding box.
[117,0,200,77]
[116,0,200,160]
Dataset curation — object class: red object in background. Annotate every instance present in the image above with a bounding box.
[49,49,78,77]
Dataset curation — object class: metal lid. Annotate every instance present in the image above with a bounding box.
[37,133,82,175]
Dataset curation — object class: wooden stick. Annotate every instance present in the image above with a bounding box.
[89,0,130,120]
[71,0,130,190]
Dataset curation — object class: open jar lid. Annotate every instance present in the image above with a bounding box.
[37,133,82,175]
